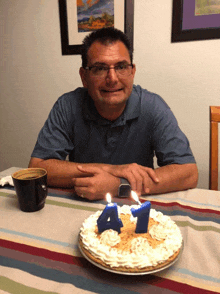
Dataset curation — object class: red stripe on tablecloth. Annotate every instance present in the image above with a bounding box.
[145,200,220,216]
[146,275,218,294]
[0,238,83,266]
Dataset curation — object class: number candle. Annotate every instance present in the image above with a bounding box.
[131,191,151,234]
[97,193,123,234]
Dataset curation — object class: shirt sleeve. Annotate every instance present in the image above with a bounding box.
[151,98,196,166]
[31,96,75,160]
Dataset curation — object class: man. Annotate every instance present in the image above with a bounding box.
[29,27,198,200]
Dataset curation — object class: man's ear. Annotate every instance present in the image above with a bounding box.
[79,67,88,88]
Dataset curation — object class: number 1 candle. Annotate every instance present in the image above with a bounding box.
[97,193,123,234]
[131,191,151,234]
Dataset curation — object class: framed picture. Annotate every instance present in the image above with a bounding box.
[58,0,134,55]
[172,0,220,42]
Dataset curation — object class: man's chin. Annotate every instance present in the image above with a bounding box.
[101,97,126,106]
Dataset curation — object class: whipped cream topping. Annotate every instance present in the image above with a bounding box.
[80,206,182,269]
[100,229,121,246]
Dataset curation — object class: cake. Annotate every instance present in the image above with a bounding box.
[79,205,183,273]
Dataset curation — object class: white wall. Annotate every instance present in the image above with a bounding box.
[1,0,220,189]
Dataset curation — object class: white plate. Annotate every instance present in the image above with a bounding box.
[78,235,184,275]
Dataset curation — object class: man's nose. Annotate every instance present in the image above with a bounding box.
[106,67,119,83]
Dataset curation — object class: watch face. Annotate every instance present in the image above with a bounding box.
[119,185,131,198]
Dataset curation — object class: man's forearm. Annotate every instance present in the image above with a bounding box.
[28,157,110,188]
[29,158,121,200]
[148,163,198,195]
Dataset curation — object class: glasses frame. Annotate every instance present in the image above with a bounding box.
[84,64,134,77]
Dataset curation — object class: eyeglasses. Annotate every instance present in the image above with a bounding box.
[84,63,134,77]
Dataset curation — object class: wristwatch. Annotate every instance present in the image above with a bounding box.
[118,178,131,198]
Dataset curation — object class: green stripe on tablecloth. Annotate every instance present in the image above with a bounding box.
[0,276,57,294]
[45,199,99,211]
[0,191,99,212]
[0,192,14,197]
[176,221,220,233]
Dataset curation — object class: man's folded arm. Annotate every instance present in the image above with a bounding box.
[29,158,198,199]
[29,157,83,188]
[148,163,198,195]
[103,162,198,195]
[29,157,105,188]
[28,157,121,200]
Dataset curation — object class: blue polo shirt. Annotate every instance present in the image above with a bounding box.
[31,85,196,167]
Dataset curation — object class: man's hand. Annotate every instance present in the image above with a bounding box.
[102,163,159,195]
[72,165,120,201]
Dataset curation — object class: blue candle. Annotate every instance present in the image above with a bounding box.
[97,193,123,234]
[131,191,151,234]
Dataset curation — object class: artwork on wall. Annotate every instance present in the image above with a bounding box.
[172,0,220,42]
[77,0,114,33]
[58,0,134,55]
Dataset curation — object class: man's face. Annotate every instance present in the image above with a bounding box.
[80,41,136,118]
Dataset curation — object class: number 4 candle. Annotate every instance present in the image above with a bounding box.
[131,191,151,234]
[97,193,123,234]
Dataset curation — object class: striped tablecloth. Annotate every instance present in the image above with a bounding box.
[0,187,220,294]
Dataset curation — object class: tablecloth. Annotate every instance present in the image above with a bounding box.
[1,187,220,294]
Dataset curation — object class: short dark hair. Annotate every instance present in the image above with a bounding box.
[81,27,133,68]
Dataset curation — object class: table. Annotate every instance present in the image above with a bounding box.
[1,185,220,294]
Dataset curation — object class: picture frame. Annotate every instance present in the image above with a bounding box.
[58,0,134,55]
[172,0,220,43]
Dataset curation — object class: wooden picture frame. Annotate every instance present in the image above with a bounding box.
[172,0,220,43]
[58,0,134,55]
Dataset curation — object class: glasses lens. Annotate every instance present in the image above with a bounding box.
[116,64,132,76]
[91,66,108,76]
